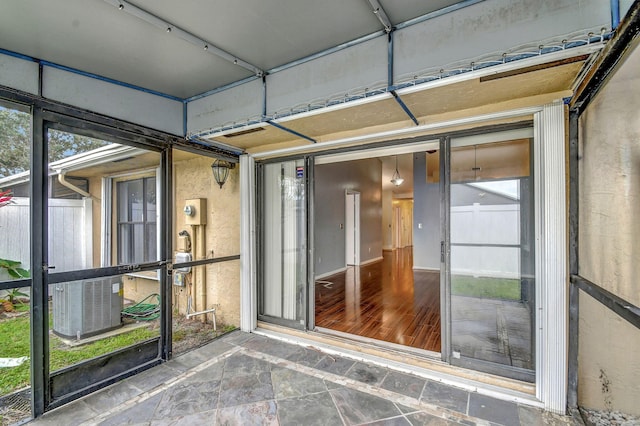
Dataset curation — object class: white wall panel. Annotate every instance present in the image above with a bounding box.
[266,36,387,116]
[42,66,183,135]
[0,54,39,95]
[187,78,263,135]
[394,0,610,83]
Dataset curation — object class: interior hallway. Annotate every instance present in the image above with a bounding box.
[315,247,441,352]
[27,331,578,426]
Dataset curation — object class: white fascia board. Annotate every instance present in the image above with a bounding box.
[0,171,30,187]
[49,144,146,173]
[0,144,146,187]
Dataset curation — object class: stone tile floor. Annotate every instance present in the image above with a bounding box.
[28,331,582,425]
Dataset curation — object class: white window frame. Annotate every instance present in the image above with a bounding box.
[101,167,161,280]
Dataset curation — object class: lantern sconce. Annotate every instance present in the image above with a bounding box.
[211,159,236,189]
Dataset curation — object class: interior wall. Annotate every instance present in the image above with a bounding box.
[412,152,440,270]
[314,158,382,277]
[577,41,640,415]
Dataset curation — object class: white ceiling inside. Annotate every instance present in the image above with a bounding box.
[0,0,468,99]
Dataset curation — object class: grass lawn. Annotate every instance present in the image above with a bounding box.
[451,275,521,300]
[0,309,157,396]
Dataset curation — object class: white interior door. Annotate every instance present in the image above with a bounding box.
[345,192,360,266]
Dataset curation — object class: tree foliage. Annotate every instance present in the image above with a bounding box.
[0,108,108,178]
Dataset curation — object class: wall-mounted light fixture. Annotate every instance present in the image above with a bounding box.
[390,155,404,186]
[211,159,236,189]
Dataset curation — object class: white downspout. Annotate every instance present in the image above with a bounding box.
[57,171,99,200]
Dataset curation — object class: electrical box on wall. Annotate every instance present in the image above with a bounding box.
[174,252,192,273]
[184,198,207,225]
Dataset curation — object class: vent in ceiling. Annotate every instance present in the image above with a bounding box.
[223,127,266,138]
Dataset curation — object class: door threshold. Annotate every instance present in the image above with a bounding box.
[315,326,442,360]
[255,322,540,408]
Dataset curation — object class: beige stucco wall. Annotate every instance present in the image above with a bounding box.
[577,41,640,414]
[82,151,241,327]
[172,153,241,327]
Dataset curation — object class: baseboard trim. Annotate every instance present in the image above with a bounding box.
[413,266,440,272]
[315,267,347,280]
[361,256,384,266]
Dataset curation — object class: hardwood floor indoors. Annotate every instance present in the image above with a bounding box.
[315,247,441,352]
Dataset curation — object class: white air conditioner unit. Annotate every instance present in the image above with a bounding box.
[52,276,123,339]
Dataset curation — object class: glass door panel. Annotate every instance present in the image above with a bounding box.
[259,159,307,328]
[448,136,535,381]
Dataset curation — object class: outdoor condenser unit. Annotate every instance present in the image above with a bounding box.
[52,276,123,339]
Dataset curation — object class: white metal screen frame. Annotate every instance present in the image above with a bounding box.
[534,101,568,414]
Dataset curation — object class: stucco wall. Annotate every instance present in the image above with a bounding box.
[577,41,640,415]
[173,153,241,327]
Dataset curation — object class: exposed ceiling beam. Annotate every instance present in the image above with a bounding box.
[390,91,419,125]
[366,0,393,33]
[103,0,264,77]
[267,121,317,144]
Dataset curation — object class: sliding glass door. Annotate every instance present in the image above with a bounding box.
[258,159,308,329]
[445,129,535,381]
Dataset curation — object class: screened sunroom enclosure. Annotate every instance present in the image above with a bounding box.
[0,89,239,419]
[3,0,639,422]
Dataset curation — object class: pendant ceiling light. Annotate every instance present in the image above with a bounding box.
[390,155,404,186]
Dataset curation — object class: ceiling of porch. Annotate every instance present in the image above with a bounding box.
[0,0,470,100]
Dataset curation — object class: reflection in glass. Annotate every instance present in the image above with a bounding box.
[261,160,306,324]
[450,139,535,377]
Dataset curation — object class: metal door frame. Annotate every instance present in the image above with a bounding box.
[34,114,172,412]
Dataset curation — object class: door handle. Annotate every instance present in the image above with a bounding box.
[42,264,56,272]
[440,241,445,263]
